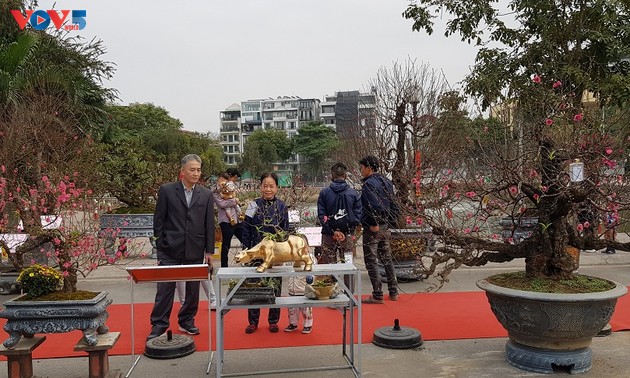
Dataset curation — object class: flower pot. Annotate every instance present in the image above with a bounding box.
[477,278,627,374]
[378,228,432,281]
[99,213,156,258]
[312,284,336,300]
[0,291,112,349]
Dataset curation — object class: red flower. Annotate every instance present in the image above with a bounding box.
[573,113,583,121]
[552,80,562,88]
[545,118,554,126]
[532,75,541,83]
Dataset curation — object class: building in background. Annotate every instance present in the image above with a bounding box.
[218,91,374,180]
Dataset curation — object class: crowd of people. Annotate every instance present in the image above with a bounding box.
[146,154,399,341]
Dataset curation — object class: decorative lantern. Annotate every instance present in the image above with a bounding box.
[569,159,584,182]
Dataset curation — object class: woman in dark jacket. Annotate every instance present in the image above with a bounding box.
[241,172,289,334]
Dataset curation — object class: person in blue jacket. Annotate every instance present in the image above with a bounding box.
[359,155,399,304]
[317,162,362,264]
[241,172,288,334]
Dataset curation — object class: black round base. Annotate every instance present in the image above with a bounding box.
[505,340,592,374]
[144,334,196,359]
[372,322,422,349]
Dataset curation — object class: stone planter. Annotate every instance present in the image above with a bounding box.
[99,213,156,258]
[0,291,112,349]
[499,216,538,243]
[379,228,432,281]
[477,278,627,374]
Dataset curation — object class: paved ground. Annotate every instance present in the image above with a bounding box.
[2,233,630,377]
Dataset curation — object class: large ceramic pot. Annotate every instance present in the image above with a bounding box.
[0,291,112,349]
[477,278,627,374]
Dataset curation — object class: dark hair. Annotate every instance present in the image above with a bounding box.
[226,167,241,178]
[218,172,230,180]
[331,162,347,179]
[359,155,379,171]
[260,172,279,185]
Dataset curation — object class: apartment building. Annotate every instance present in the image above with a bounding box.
[218,92,374,174]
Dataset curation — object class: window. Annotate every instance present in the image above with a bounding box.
[289,121,296,129]
[234,135,239,142]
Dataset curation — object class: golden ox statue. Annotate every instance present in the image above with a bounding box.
[235,234,313,272]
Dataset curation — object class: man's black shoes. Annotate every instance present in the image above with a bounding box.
[178,325,200,335]
[146,326,167,341]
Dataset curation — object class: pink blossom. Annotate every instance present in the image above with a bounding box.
[576,224,584,232]
[491,234,499,240]
[509,186,518,195]
[405,216,412,225]
[583,221,590,229]
[545,118,554,126]
[573,113,583,122]
[605,147,613,155]
[0,165,4,173]
[465,191,477,198]
[416,218,423,225]
[602,159,617,169]
[463,228,471,234]
[541,186,548,192]
[533,193,540,201]
[532,75,541,83]
[552,80,562,88]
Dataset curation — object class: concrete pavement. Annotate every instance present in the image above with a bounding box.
[2,233,630,377]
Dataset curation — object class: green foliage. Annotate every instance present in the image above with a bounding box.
[17,264,63,298]
[292,122,340,181]
[240,129,293,177]
[99,103,222,208]
[487,271,616,294]
[403,0,630,109]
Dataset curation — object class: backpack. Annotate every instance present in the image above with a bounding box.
[327,190,358,233]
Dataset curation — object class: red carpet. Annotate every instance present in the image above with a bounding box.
[2,289,630,360]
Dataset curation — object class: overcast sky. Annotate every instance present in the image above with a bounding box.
[35,0,478,134]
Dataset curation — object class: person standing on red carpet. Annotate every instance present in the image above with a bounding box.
[242,172,289,334]
[147,154,215,341]
[317,162,362,292]
[358,156,399,304]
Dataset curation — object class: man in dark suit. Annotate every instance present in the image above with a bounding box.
[147,154,215,341]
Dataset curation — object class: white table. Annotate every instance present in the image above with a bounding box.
[214,264,361,377]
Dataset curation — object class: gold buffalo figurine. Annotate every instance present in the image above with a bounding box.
[235,234,313,272]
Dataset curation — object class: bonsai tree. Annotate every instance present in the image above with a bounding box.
[101,103,225,213]
[0,5,148,293]
[391,0,630,286]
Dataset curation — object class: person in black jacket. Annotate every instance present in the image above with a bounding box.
[358,156,399,304]
[241,172,289,334]
[147,154,215,341]
[317,162,362,264]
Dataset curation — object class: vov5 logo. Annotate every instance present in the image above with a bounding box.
[11,10,86,31]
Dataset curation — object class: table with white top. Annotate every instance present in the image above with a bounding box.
[214,264,361,377]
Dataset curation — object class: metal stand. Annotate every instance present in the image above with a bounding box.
[124,264,213,377]
[215,264,361,377]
